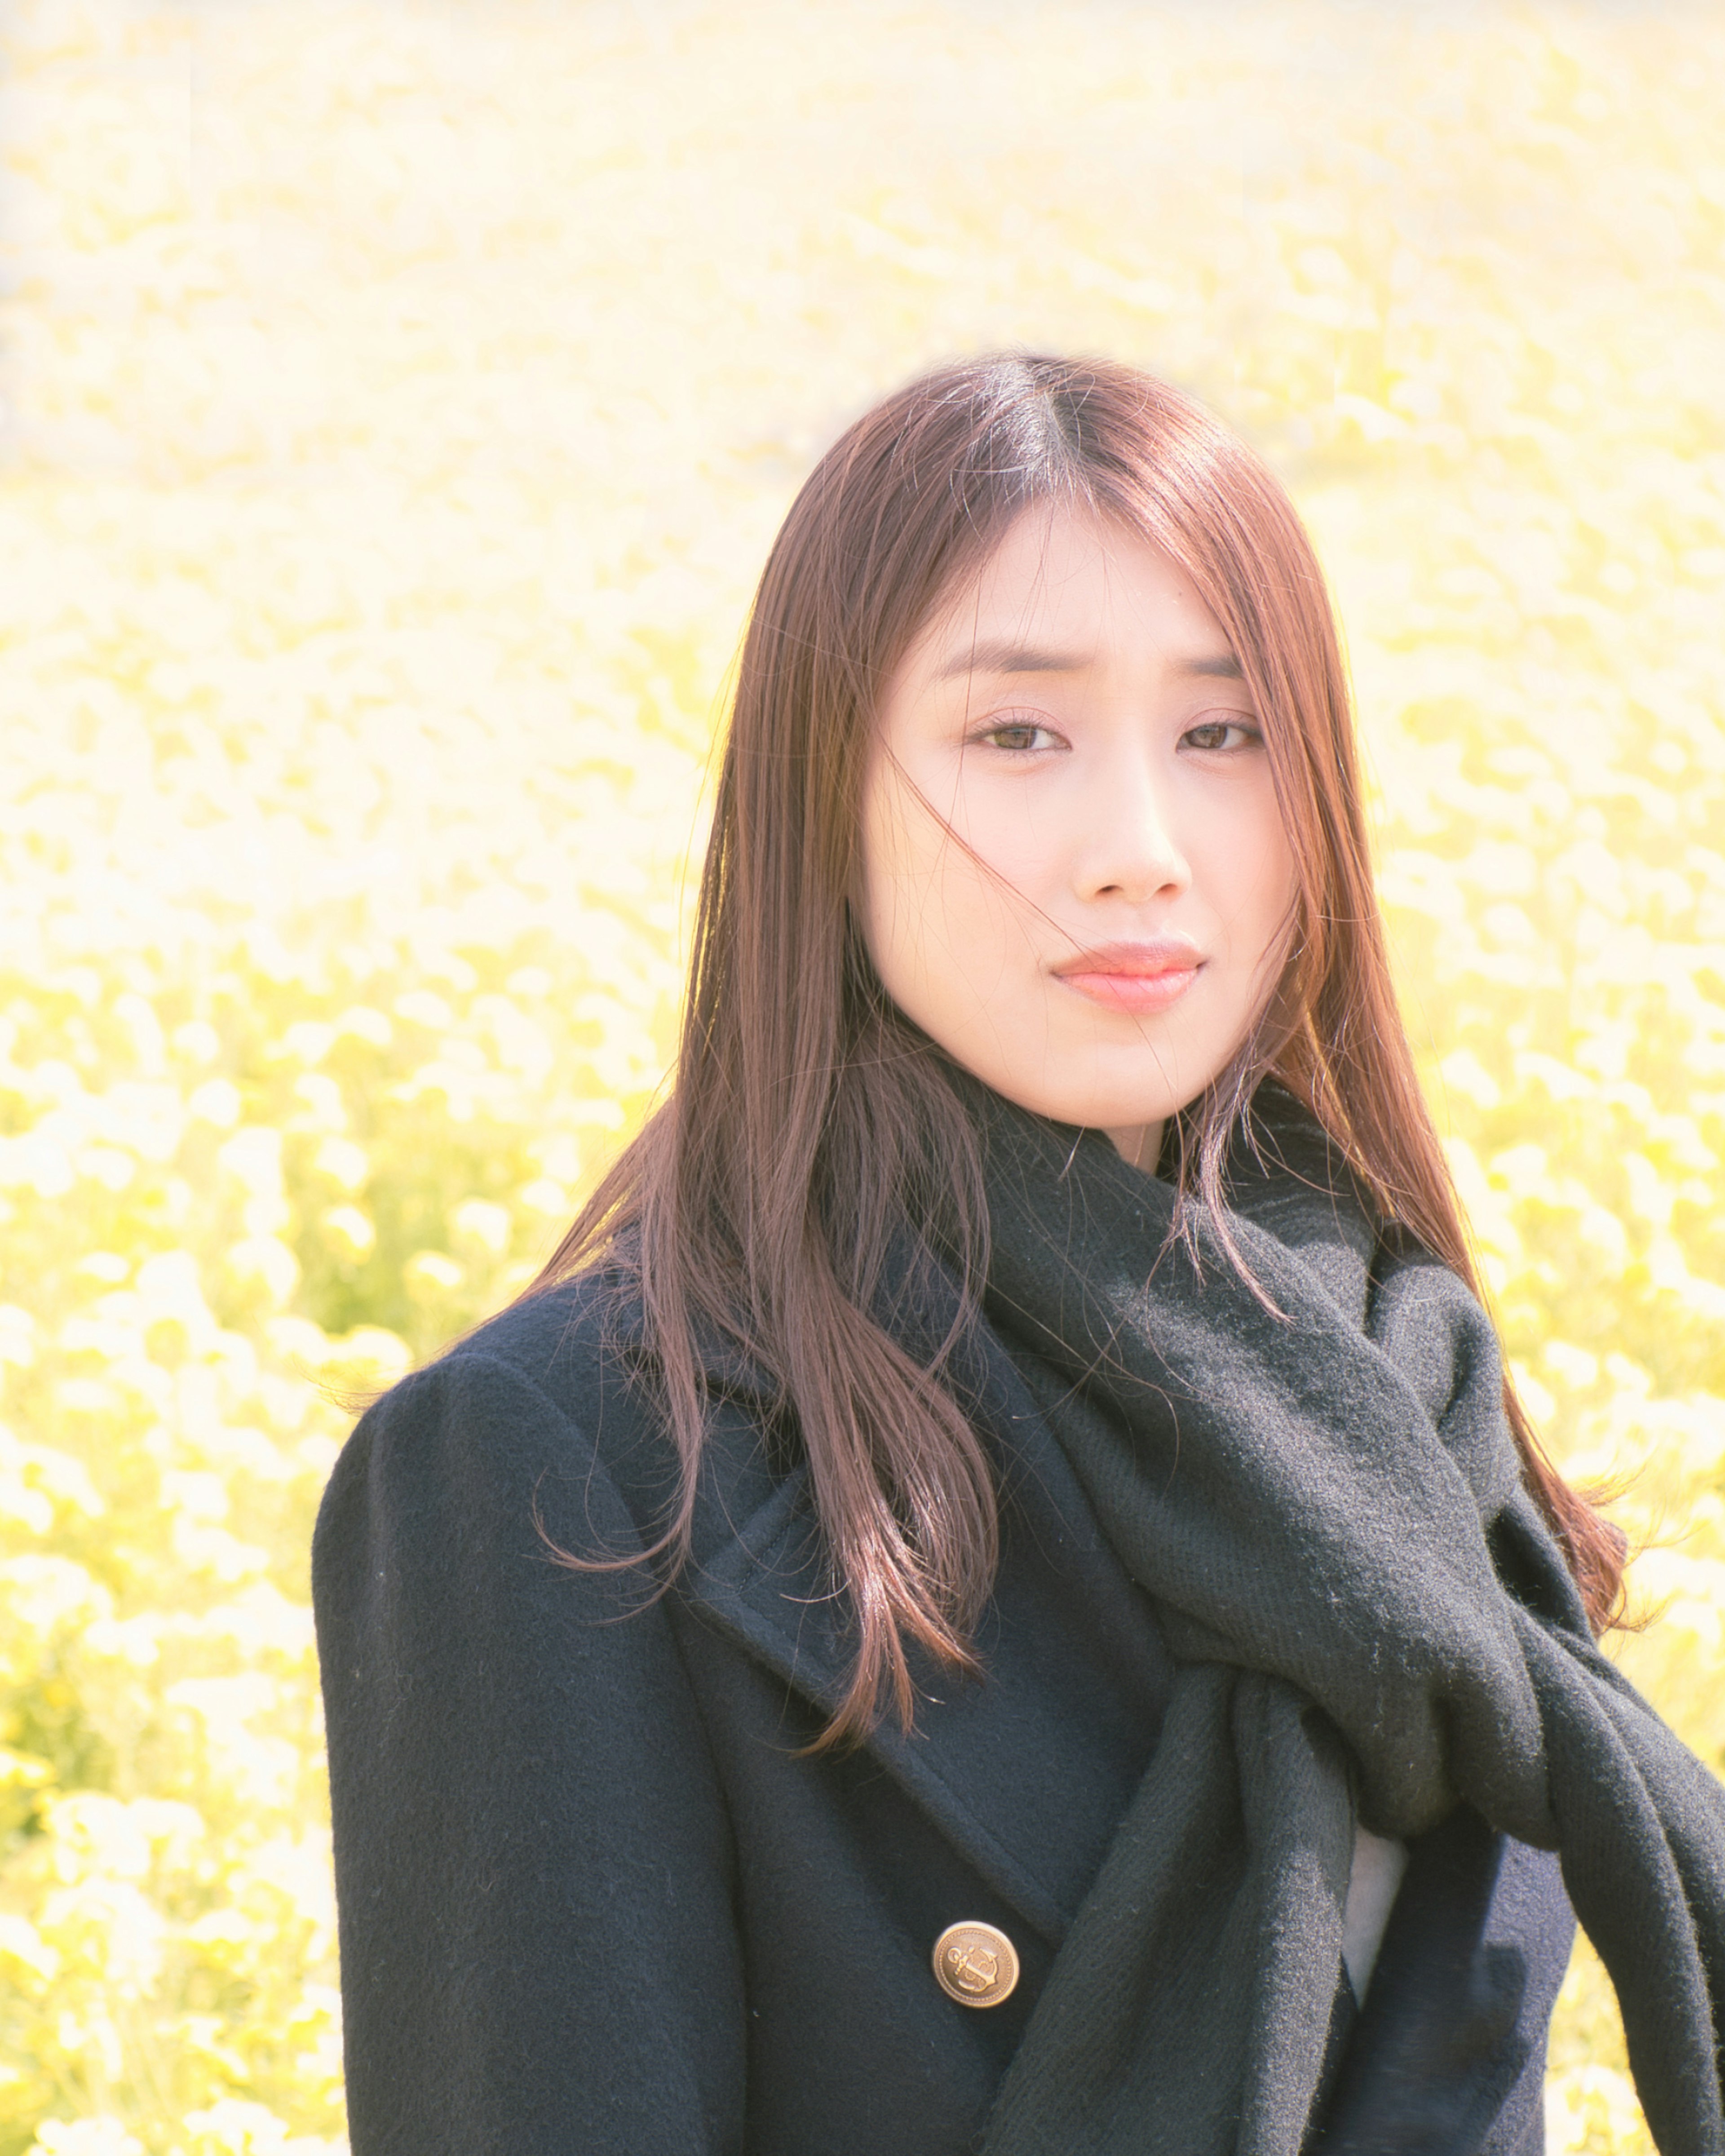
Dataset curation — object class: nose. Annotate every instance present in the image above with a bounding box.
[1073,751,1191,906]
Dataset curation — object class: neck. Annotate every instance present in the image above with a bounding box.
[1104,1120,1165,1173]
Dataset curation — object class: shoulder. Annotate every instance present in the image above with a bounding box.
[313,1269,688,1572]
[412,1264,637,1424]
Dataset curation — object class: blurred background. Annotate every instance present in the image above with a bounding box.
[0,1,1721,2149]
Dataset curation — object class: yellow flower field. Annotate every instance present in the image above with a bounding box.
[0,1,1720,2149]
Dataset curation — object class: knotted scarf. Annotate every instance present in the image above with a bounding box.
[969,1085,1725,2156]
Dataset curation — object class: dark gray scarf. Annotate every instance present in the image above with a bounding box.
[970,1086,1725,2156]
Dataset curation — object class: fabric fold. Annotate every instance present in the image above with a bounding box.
[967,1082,1725,2156]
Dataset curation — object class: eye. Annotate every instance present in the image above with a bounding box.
[1181,716,1261,753]
[973,716,1064,754]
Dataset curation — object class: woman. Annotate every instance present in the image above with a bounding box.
[314,355,1725,2156]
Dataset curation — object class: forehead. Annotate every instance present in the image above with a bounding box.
[910,504,1232,677]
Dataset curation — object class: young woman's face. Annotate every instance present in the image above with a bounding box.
[858,505,1298,1165]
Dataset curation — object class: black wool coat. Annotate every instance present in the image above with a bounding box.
[312,1272,1576,2156]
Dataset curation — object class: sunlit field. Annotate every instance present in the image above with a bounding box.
[0,1,1720,2149]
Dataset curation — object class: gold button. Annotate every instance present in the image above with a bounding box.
[932,1920,1020,2008]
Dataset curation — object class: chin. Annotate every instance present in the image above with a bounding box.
[1062,1072,1208,1132]
[1014,1084,1183,1133]
[944,1028,1223,1137]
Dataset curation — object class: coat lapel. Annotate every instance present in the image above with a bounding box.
[680,1324,1175,1949]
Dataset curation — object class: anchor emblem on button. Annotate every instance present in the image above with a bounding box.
[932,1920,1020,2007]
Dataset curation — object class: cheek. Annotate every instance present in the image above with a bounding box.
[857,766,947,1005]
[1206,789,1298,954]
[1250,810,1299,930]
[857,769,1029,1025]
[1266,810,1301,933]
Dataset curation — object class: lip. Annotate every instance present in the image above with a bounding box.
[1053,937,1203,1014]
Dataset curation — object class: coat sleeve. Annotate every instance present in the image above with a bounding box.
[312,1347,747,2156]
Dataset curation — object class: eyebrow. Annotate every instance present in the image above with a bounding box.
[931,639,1245,682]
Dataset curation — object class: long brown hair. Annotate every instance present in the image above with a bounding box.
[539,353,1625,1744]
